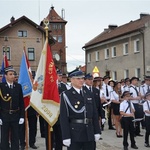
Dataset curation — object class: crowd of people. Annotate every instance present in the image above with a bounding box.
[0,66,150,150]
[58,71,150,150]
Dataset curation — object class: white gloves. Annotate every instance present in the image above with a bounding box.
[19,118,24,124]
[0,119,2,125]
[102,118,106,125]
[63,139,71,147]
[94,134,101,141]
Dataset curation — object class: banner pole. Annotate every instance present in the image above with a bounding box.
[25,111,29,149]
[43,18,51,150]
[47,125,51,150]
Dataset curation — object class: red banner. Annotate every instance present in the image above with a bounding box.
[43,43,59,103]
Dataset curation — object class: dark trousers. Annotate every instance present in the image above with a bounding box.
[68,141,94,150]
[123,117,135,147]
[39,116,45,137]
[107,104,113,128]
[28,115,37,147]
[19,122,26,148]
[1,121,19,150]
[52,122,63,150]
[135,121,140,135]
[45,121,63,150]
[145,116,150,144]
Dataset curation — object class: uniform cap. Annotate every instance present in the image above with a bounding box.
[103,75,110,80]
[124,77,130,82]
[145,91,150,98]
[93,76,103,81]
[120,79,125,83]
[4,65,15,73]
[130,77,139,82]
[121,91,132,98]
[69,70,84,78]
[144,75,150,80]
[84,73,93,80]
[57,69,62,75]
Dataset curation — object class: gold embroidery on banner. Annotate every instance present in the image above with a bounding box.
[30,102,59,127]
[41,105,53,117]
[48,61,55,83]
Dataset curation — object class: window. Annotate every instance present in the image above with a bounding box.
[95,51,99,61]
[52,24,57,30]
[105,48,109,59]
[57,24,62,29]
[111,46,116,57]
[135,68,141,79]
[124,69,129,78]
[112,71,117,81]
[87,53,91,63]
[123,43,129,55]
[28,48,35,61]
[58,35,62,43]
[3,46,11,60]
[52,24,62,30]
[134,39,140,52]
[18,30,27,37]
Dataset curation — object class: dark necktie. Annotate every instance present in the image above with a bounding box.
[148,86,150,92]
[106,85,109,97]
[127,101,132,113]
[80,90,83,97]
[134,87,139,96]
[89,87,92,92]
[10,84,13,89]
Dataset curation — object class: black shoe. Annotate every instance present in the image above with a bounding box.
[124,147,128,150]
[144,143,150,147]
[136,134,143,137]
[131,145,138,149]
[109,127,115,130]
[30,145,38,149]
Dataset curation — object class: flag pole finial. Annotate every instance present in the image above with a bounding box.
[43,18,49,39]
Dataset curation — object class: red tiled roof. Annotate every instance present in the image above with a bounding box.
[83,15,150,48]
[46,6,67,23]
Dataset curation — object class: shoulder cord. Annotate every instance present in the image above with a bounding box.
[0,89,11,102]
[63,92,85,114]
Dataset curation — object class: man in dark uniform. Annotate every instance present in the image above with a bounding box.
[84,73,104,123]
[60,70,101,150]
[0,66,25,150]
[84,73,103,149]
[27,106,38,149]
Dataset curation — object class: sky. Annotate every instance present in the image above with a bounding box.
[0,0,150,72]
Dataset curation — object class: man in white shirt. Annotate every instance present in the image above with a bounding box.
[102,75,114,130]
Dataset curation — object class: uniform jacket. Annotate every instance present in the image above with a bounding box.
[58,82,68,94]
[0,82,25,121]
[60,86,101,142]
[84,85,103,118]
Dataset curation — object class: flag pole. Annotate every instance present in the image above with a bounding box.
[44,19,52,150]
[23,42,29,150]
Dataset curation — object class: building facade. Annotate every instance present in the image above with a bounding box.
[0,6,67,76]
[83,14,150,81]
[41,6,67,73]
[0,16,46,75]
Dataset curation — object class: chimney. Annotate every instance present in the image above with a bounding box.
[108,24,118,30]
[140,13,149,19]
[10,16,15,23]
